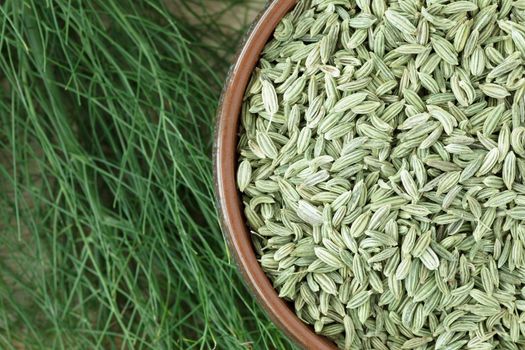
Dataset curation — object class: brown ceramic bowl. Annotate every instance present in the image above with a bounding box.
[214,1,338,349]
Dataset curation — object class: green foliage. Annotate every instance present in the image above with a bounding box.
[0,1,295,349]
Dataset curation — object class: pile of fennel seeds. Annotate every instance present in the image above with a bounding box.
[237,0,525,348]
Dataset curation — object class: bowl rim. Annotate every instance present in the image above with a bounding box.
[213,1,338,349]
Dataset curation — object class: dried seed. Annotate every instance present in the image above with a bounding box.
[477,148,500,176]
[297,200,323,226]
[333,93,368,113]
[237,160,252,192]
[428,105,458,135]
[385,9,416,35]
[238,2,525,347]
[480,83,511,99]
[262,79,279,115]
[347,290,372,309]
[431,35,459,65]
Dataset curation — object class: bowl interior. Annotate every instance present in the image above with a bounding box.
[214,0,338,349]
